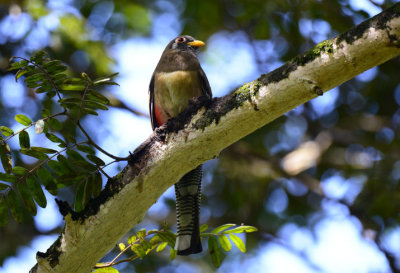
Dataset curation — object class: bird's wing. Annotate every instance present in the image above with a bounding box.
[198,68,212,98]
[148,73,157,130]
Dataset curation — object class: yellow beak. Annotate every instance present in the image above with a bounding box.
[187,40,205,48]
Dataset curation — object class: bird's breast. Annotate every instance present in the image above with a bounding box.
[154,71,203,125]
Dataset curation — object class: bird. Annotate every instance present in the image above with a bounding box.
[149,35,212,255]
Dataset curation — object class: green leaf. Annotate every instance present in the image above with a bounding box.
[0,196,8,226]
[30,51,46,63]
[0,126,14,136]
[37,167,57,194]
[18,180,37,216]
[7,189,23,223]
[31,146,57,154]
[11,166,27,176]
[60,84,85,91]
[15,114,32,126]
[208,236,222,267]
[0,173,16,183]
[0,194,9,229]
[0,142,12,173]
[26,175,46,208]
[8,60,28,71]
[82,108,98,116]
[19,131,30,148]
[211,223,236,234]
[156,242,168,252]
[57,154,74,172]
[222,225,258,234]
[92,266,120,273]
[36,84,53,94]
[128,235,136,244]
[87,90,109,105]
[229,234,246,253]
[15,69,28,81]
[84,100,108,111]
[92,172,102,197]
[169,247,177,260]
[77,145,95,155]
[47,118,62,131]
[47,160,65,175]
[0,182,9,190]
[218,235,232,252]
[157,231,176,248]
[41,109,51,118]
[20,148,48,160]
[45,133,66,146]
[131,244,146,259]
[74,181,85,212]
[66,150,85,161]
[87,155,105,166]
[137,229,146,238]
[83,177,92,205]
[200,224,209,233]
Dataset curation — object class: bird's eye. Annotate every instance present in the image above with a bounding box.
[175,37,186,43]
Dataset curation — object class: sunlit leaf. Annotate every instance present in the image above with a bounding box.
[18,180,37,216]
[19,131,30,148]
[169,247,177,260]
[26,175,46,208]
[200,224,209,233]
[15,69,28,81]
[208,236,222,267]
[60,84,85,91]
[218,235,232,252]
[15,114,32,126]
[157,230,176,248]
[0,196,8,227]
[0,126,14,136]
[156,242,168,252]
[229,234,246,253]
[7,189,23,223]
[222,225,258,234]
[211,223,236,234]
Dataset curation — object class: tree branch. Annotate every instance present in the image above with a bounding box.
[30,4,400,273]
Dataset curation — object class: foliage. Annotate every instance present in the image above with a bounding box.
[93,224,257,271]
[0,51,119,224]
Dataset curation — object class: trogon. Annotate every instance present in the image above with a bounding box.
[149,35,212,255]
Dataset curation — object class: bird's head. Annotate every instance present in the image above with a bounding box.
[168,35,205,54]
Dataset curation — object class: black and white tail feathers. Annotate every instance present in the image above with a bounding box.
[174,165,202,255]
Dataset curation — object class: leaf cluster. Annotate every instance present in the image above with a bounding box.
[93,223,257,272]
[0,51,119,225]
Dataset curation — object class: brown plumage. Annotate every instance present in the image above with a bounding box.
[148,35,212,255]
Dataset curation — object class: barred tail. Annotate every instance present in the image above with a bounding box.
[174,165,202,255]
